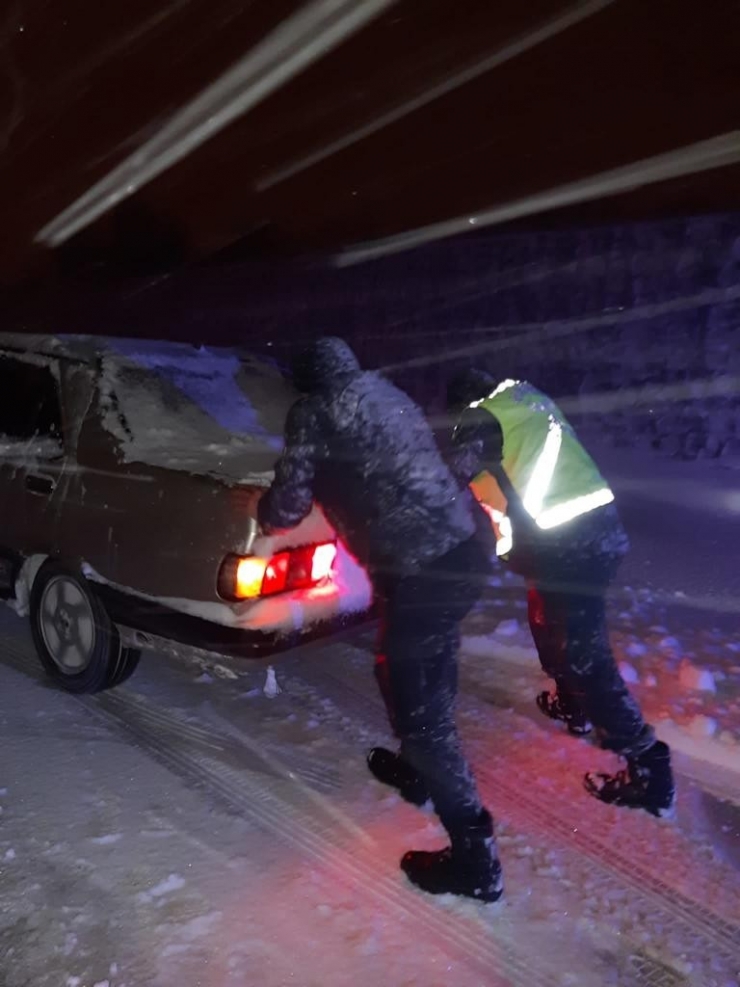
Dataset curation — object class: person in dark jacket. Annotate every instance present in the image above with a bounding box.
[258,338,502,902]
[443,368,674,819]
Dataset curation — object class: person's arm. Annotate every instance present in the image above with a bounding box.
[258,398,322,534]
[450,405,504,484]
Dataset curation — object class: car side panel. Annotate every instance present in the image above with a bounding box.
[62,393,262,601]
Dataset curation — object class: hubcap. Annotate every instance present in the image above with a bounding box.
[39,577,96,674]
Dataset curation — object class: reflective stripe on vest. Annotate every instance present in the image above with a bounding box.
[469,381,614,556]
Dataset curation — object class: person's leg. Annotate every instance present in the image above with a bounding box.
[370,592,434,807]
[529,582,592,735]
[560,587,650,752]
[369,535,491,803]
[373,590,397,734]
[380,562,484,829]
[389,602,501,901]
[371,539,502,900]
[530,506,673,815]
[527,582,560,679]
[559,581,674,817]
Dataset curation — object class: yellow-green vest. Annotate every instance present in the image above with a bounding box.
[467,380,614,557]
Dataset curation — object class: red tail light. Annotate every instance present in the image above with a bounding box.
[218,542,337,601]
[261,551,290,596]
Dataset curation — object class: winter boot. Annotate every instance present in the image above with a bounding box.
[401,809,504,903]
[584,740,676,818]
[536,690,592,736]
[367,747,430,807]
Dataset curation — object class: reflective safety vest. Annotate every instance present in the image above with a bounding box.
[466,380,614,557]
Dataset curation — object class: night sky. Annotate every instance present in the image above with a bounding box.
[0,0,738,295]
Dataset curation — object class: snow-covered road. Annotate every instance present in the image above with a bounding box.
[585,441,740,632]
[1,441,739,987]
[1,591,739,987]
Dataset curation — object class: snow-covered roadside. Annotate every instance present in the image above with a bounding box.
[462,587,740,781]
[583,439,740,633]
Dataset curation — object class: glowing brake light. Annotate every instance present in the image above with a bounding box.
[311,542,337,582]
[219,541,337,602]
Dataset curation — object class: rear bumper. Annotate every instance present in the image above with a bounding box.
[96,582,374,660]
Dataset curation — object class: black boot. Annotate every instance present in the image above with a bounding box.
[536,690,593,736]
[584,740,676,818]
[367,747,430,807]
[401,809,504,903]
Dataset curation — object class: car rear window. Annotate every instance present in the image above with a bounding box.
[0,354,64,457]
[100,341,294,483]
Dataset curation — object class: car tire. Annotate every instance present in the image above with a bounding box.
[30,562,141,694]
[108,647,141,688]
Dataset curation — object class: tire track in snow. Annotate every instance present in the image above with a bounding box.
[100,689,343,792]
[0,635,341,792]
[0,635,561,987]
[291,659,740,975]
[77,690,562,986]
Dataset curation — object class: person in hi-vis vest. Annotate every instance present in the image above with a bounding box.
[447,369,674,819]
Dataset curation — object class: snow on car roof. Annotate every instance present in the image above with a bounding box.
[0,333,295,484]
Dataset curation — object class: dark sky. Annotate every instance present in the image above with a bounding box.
[1,0,738,289]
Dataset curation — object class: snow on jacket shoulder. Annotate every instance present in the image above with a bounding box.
[258,338,476,578]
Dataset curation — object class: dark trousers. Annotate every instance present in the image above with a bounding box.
[374,536,491,834]
[524,505,654,758]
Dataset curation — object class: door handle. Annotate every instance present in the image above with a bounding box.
[26,474,55,496]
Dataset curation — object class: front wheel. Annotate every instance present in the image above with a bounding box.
[30,562,140,694]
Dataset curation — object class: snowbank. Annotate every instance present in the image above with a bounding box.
[656,717,740,773]
[678,659,717,693]
[462,597,740,780]
[462,633,538,668]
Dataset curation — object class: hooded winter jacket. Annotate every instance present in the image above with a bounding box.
[258,338,477,578]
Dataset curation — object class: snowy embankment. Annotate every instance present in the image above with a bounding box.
[462,569,740,776]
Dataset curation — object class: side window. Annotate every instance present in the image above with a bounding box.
[0,355,63,444]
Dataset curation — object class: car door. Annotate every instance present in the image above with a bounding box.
[0,350,67,560]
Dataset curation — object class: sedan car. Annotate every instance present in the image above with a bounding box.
[0,333,372,693]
